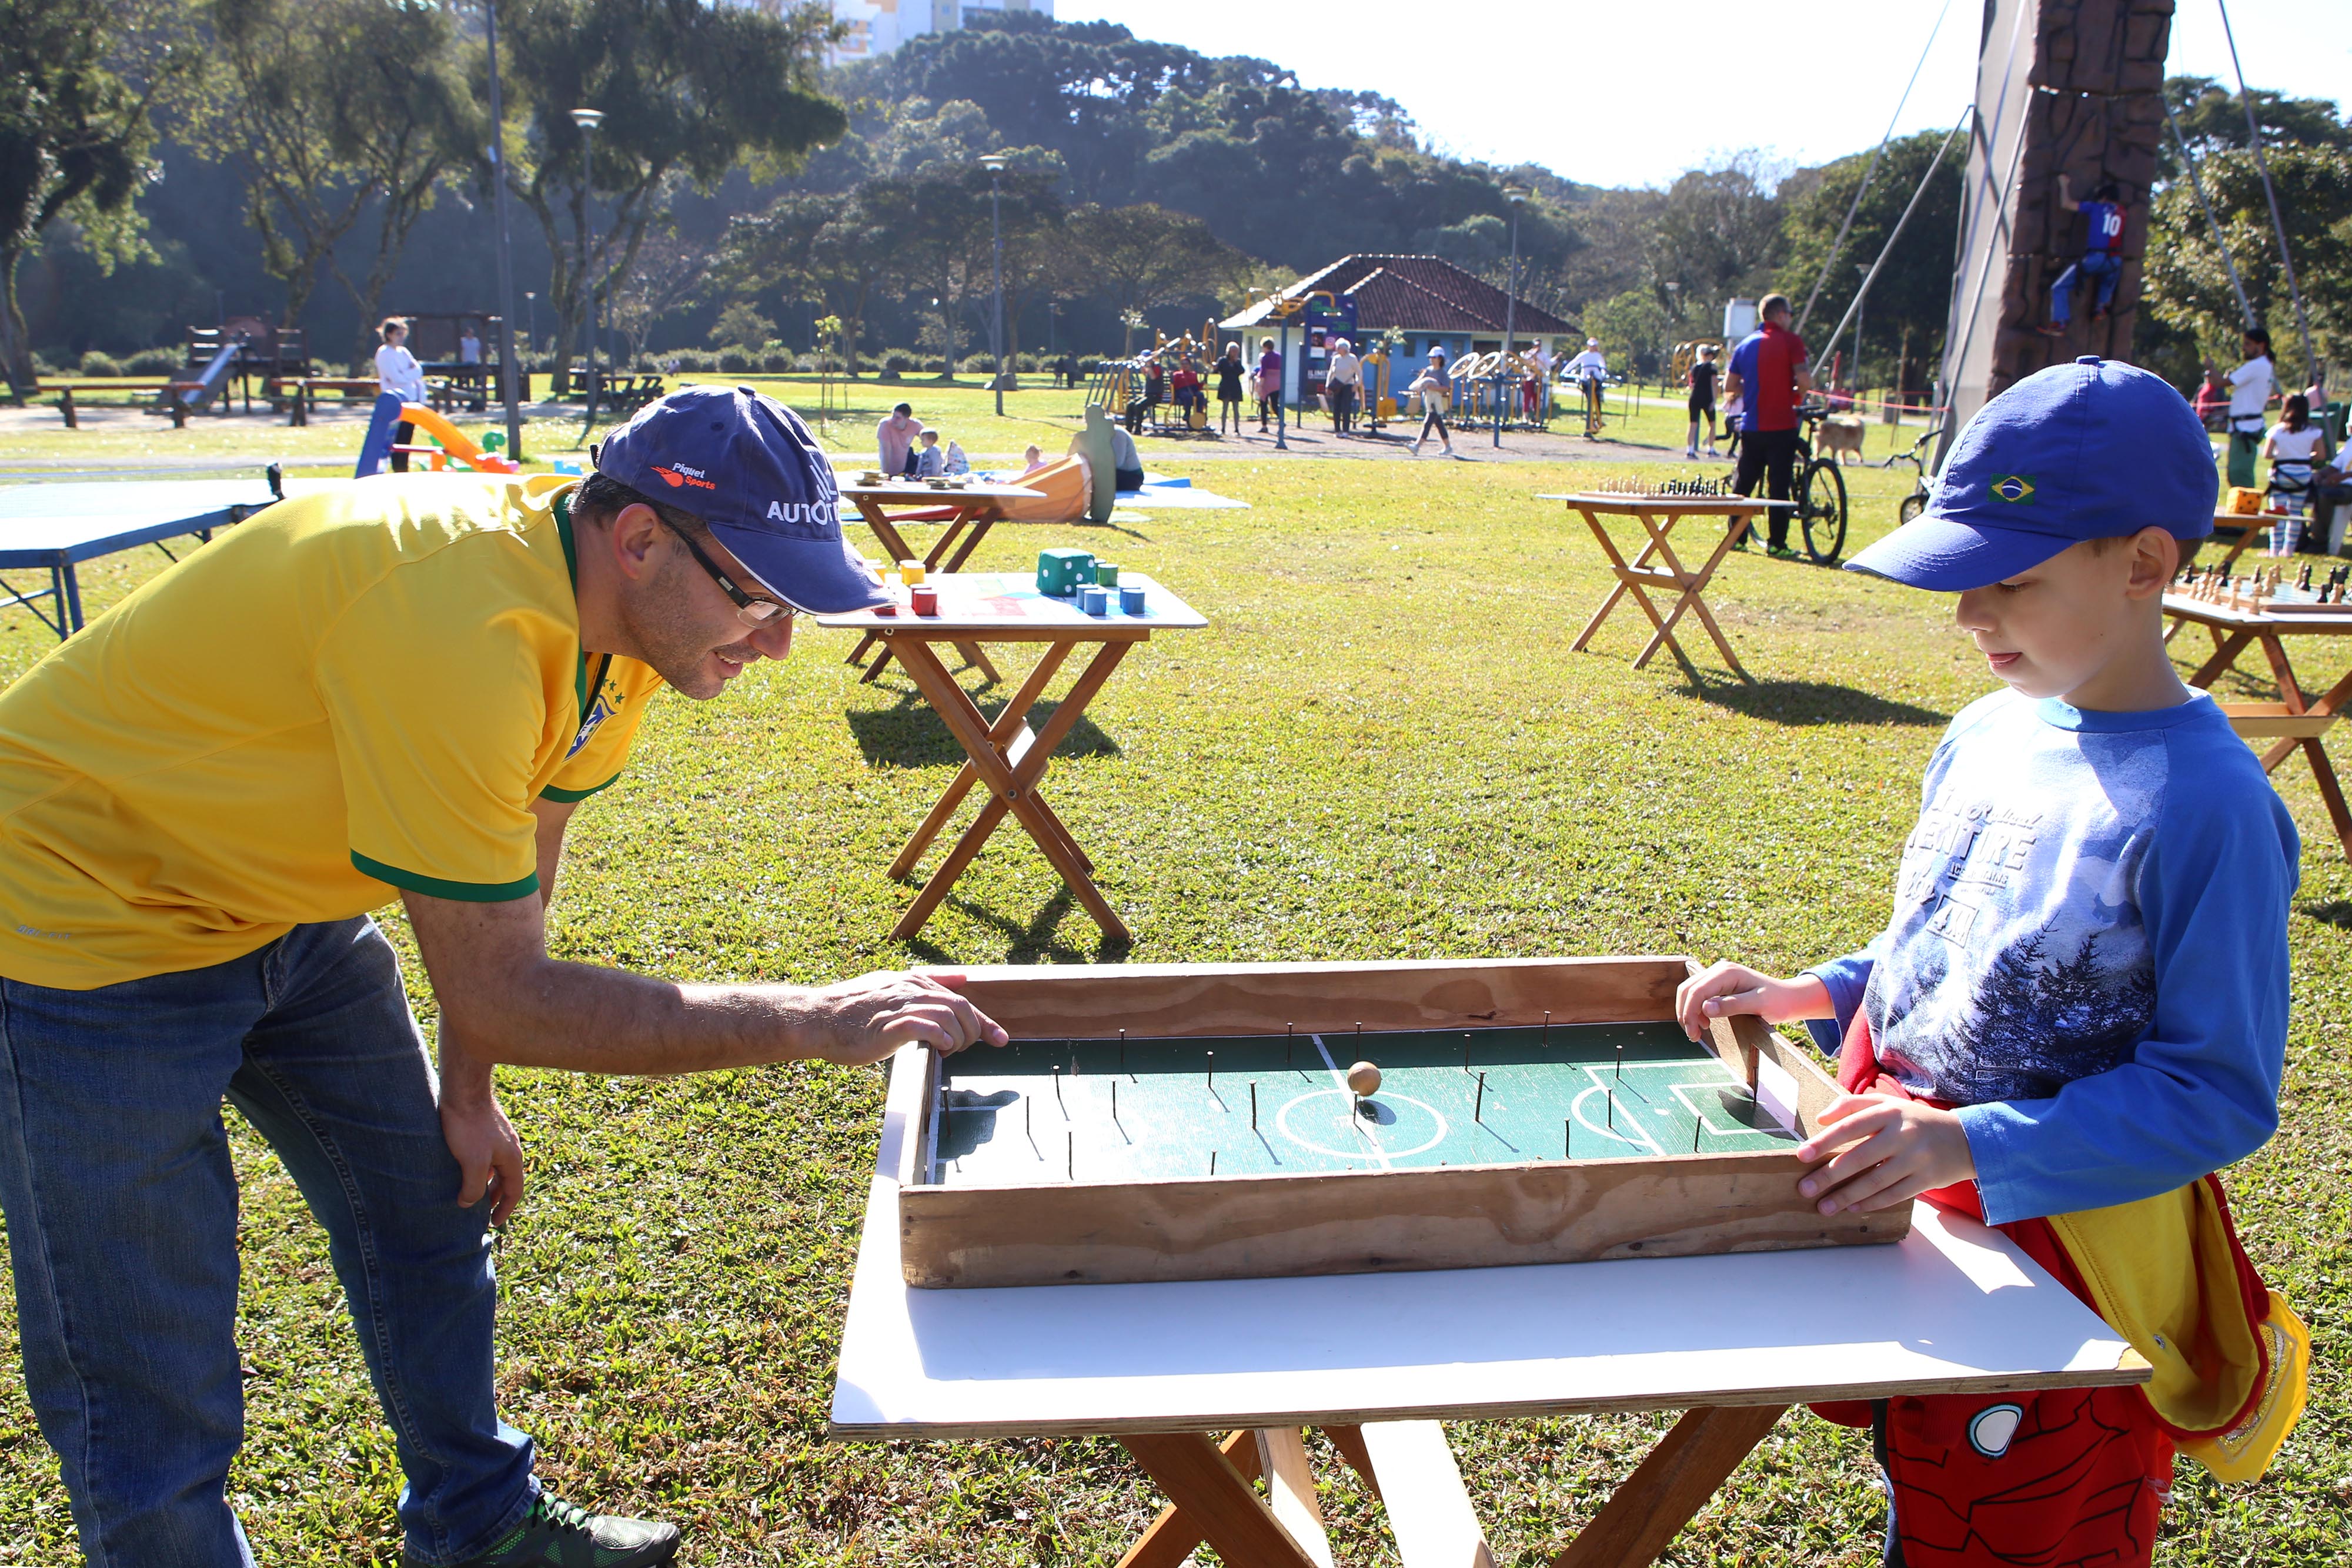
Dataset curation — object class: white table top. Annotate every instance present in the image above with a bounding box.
[840,480,1042,502]
[813,570,1207,636]
[828,1078,2144,1440]
[1538,493,1799,511]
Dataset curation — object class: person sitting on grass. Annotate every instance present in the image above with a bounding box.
[0,385,1007,1568]
[1021,443,1047,473]
[914,428,946,477]
[877,402,923,477]
[943,438,971,476]
[1679,357,2307,1568]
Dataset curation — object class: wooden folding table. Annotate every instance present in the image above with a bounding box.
[839,480,1041,685]
[1545,493,1795,683]
[814,571,1207,945]
[2166,590,2352,858]
[831,1069,2147,1568]
[2190,507,2282,571]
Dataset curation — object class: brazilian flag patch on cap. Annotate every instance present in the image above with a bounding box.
[1991,474,2036,504]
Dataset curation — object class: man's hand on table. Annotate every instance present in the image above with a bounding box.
[804,969,1009,1065]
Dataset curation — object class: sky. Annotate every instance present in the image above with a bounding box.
[1054,0,2352,190]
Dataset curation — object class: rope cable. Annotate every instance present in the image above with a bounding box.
[1814,110,1971,378]
[2161,92,2255,330]
[2218,0,2317,383]
[1794,0,1957,336]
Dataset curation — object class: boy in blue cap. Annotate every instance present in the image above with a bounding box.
[1679,357,2308,1565]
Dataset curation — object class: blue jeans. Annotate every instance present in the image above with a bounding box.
[0,917,537,1566]
[2049,250,2122,326]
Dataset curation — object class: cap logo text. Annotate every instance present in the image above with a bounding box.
[1990,474,2036,504]
[766,500,833,526]
[652,464,716,492]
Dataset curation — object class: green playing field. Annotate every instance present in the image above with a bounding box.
[927,1022,1799,1187]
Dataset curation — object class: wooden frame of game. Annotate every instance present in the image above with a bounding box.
[891,956,1905,1289]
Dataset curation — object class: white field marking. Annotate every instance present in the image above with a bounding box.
[1666,1080,1790,1146]
[1277,1089,1449,1161]
[1572,1082,1660,1153]
[1311,1033,1392,1169]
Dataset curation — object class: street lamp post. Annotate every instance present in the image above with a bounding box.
[980,152,1008,416]
[569,106,605,432]
[483,0,526,460]
[1495,182,1530,448]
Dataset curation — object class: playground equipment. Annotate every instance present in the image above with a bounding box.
[352,399,522,479]
[1082,318,1225,437]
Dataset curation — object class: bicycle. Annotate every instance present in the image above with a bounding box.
[1790,401,1849,564]
[1886,420,1946,527]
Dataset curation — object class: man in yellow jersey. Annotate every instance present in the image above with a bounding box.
[0,386,1006,1568]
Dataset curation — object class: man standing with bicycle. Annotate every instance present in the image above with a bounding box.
[1725,293,1813,558]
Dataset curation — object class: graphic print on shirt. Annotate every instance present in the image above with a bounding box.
[1863,700,2160,1105]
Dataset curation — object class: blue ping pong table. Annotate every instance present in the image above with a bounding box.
[0,476,288,640]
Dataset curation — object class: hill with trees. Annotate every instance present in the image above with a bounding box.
[9,7,2348,398]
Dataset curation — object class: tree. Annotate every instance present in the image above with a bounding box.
[190,0,479,356]
[2160,75,2352,179]
[1060,202,1245,355]
[1775,128,1963,392]
[719,186,916,376]
[610,229,709,364]
[499,0,846,391]
[2144,145,2352,383]
[887,163,1059,377]
[0,0,181,396]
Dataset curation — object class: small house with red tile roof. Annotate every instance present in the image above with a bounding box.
[1219,253,1575,403]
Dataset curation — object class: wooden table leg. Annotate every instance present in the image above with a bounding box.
[1628,508,1750,681]
[887,636,1135,942]
[1548,1405,1787,1568]
[1118,1430,1261,1568]
[1359,1420,1496,1568]
[890,644,1070,878]
[938,511,998,574]
[1120,1432,1322,1568]
[1569,507,1641,653]
[2186,629,2252,690]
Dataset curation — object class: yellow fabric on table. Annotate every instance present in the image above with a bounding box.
[0,473,661,990]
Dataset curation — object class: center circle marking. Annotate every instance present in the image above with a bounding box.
[1276,1088,1449,1160]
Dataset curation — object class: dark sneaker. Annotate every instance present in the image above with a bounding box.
[422,1495,681,1568]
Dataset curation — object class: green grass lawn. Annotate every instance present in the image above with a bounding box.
[0,447,2346,1565]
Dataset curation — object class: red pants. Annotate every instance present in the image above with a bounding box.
[1823,1041,2174,1565]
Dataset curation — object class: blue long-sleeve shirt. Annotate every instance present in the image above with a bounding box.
[1806,689,2297,1225]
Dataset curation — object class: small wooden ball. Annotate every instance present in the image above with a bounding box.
[1346,1061,1382,1096]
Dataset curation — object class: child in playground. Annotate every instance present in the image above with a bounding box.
[877,403,923,477]
[1406,349,1454,458]
[1021,443,1047,474]
[1686,343,1720,459]
[372,317,426,474]
[1216,342,1246,434]
[2263,393,2327,555]
[1257,337,1281,430]
[1679,357,2307,1568]
[914,429,946,477]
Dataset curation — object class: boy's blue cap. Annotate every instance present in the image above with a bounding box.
[594,385,886,614]
[1845,356,2216,591]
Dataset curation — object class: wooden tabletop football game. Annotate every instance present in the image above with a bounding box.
[833,957,2149,1568]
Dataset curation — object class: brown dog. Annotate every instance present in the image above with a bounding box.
[1816,413,1867,462]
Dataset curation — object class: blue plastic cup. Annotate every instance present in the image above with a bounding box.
[1080,584,1110,616]
[1118,584,1147,615]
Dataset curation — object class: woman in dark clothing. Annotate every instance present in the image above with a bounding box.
[1215,342,1247,434]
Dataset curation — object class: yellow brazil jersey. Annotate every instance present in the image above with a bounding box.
[0,472,666,990]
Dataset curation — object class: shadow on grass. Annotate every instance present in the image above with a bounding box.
[1683,674,1950,727]
[2300,901,2352,932]
[907,886,1133,965]
[845,687,1120,770]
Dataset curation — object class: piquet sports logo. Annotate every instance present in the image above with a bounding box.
[652,463,717,492]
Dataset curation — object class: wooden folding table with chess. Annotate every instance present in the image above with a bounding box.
[1545,482,1796,684]
[2167,563,2352,858]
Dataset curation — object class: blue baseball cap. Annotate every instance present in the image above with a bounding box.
[593,385,887,613]
[1845,356,2216,591]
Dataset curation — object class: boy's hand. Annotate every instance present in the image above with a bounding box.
[1673,962,1833,1042]
[1795,1094,1977,1215]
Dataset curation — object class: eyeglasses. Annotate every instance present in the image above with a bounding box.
[656,516,793,626]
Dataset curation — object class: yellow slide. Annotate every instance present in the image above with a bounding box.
[397,403,522,474]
